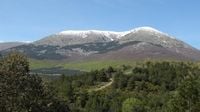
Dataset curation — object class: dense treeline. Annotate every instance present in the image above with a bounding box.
[1,53,200,112]
[111,62,200,112]
[51,61,200,112]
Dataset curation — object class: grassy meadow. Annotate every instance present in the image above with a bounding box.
[29,59,138,72]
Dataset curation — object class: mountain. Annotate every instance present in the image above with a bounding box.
[1,27,200,61]
[0,42,25,51]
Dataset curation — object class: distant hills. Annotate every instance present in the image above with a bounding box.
[1,27,200,61]
[0,42,25,51]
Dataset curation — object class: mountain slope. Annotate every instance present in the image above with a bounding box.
[1,27,200,61]
[34,30,121,46]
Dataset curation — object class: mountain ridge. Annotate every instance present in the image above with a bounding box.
[1,26,200,61]
[34,27,177,46]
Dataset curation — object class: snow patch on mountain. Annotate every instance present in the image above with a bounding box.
[58,30,122,41]
[58,27,175,40]
[128,27,175,39]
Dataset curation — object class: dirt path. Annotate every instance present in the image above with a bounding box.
[93,78,113,91]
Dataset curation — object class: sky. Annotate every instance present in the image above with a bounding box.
[0,0,200,49]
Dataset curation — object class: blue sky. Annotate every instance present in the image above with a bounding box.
[0,0,200,49]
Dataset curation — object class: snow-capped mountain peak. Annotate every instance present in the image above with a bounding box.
[34,26,182,48]
[58,30,122,41]
[3,26,200,61]
[127,26,175,39]
[59,30,119,36]
[131,26,162,32]
[57,26,174,40]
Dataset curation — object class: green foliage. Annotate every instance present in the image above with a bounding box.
[2,54,200,112]
[0,52,70,112]
[167,75,200,112]
[51,61,200,112]
[122,98,146,112]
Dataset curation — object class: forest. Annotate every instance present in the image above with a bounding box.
[1,53,200,112]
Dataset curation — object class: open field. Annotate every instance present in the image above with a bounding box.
[29,59,63,69]
[62,60,137,71]
[29,59,137,71]
[30,58,200,74]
